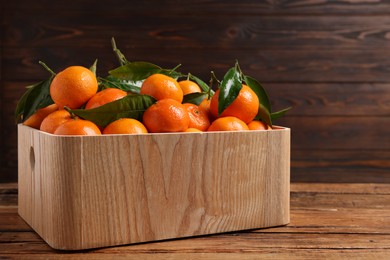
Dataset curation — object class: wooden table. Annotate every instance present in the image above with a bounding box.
[1,182,389,259]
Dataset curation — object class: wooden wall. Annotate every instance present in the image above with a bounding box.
[1,0,390,183]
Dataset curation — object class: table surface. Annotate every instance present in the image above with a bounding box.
[1,182,389,259]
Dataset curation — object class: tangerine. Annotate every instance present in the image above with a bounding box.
[85,88,127,109]
[247,120,271,130]
[40,109,72,134]
[185,128,202,132]
[210,84,259,124]
[142,98,189,133]
[54,119,101,135]
[23,104,58,129]
[207,116,249,132]
[183,103,210,131]
[178,80,201,95]
[103,118,148,134]
[199,98,213,121]
[50,66,98,109]
[140,74,183,102]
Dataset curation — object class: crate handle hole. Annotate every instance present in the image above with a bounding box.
[30,146,35,172]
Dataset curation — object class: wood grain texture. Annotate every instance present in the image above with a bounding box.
[2,0,390,183]
[4,0,390,15]
[2,183,390,258]
[4,48,390,82]
[17,124,290,250]
[4,15,390,50]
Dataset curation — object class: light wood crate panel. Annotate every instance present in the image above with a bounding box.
[18,124,290,250]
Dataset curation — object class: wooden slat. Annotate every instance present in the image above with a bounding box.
[4,48,390,83]
[291,183,390,194]
[4,0,390,15]
[4,15,390,50]
[278,116,390,150]
[291,150,390,183]
[0,233,390,255]
[1,251,390,260]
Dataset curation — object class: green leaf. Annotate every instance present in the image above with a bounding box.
[218,66,242,116]
[159,69,184,79]
[183,92,208,105]
[243,75,271,112]
[89,59,98,75]
[189,74,214,94]
[255,107,273,127]
[109,62,162,81]
[271,107,292,121]
[16,77,54,123]
[70,94,156,127]
[99,76,143,93]
[15,85,34,122]
[244,75,273,126]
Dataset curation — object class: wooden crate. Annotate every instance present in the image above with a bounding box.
[17,124,290,250]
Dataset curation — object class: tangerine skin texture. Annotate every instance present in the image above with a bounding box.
[103,118,148,135]
[40,109,72,134]
[50,66,98,109]
[178,80,201,95]
[23,104,58,129]
[85,88,127,109]
[140,74,183,103]
[207,116,249,132]
[54,119,101,135]
[143,99,190,133]
[183,103,210,131]
[248,120,271,130]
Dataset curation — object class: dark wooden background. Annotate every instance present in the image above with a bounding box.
[1,0,390,183]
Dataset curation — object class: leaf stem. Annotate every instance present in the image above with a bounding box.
[235,60,244,80]
[171,64,182,72]
[111,37,128,66]
[39,61,56,76]
[64,106,77,119]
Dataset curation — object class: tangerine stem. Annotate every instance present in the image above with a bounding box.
[39,61,56,76]
[63,106,77,120]
[171,64,182,72]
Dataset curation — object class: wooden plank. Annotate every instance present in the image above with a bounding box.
[291,150,390,183]
[291,193,390,209]
[3,48,390,83]
[291,183,390,194]
[1,251,390,260]
[4,15,390,50]
[4,0,390,15]
[0,233,390,254]
[278,116,390,150]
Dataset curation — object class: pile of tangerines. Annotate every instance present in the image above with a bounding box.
[21,65,269,135]
[17,40,288,136]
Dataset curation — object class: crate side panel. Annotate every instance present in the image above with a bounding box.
[38,134,83,249]
[80,133,209,248]
[18,125,35,224]
[18,125,84,250]
[79,130,290,249]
